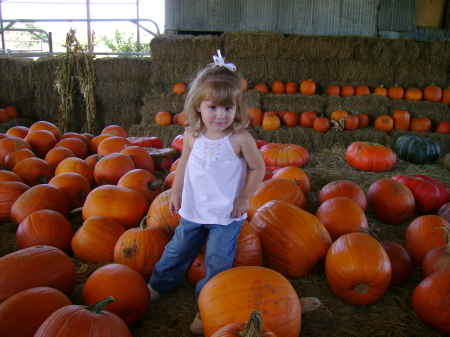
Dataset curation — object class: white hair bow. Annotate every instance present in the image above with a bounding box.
[213,49,236,71]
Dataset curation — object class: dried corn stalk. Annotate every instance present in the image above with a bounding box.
[54,29,96,134]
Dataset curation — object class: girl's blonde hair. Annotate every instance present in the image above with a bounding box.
[184,62,249,136]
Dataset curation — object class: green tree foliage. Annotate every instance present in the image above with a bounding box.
[99,29,150,53]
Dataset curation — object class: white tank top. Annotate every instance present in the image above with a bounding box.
[178,132,247,225]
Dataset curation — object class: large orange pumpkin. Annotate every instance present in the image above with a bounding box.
[55,156,95,186]
[82,263,150,327]
[260,143,310,168]
[318,180,366,211]
[4,148,35,171]
[12,157,54,186]
[0,136,32,166]
[0,287,72,337]
[387,85,404,100]
[271,81,285,94]
[44,147,75,171]
[345,141,396,172]
[145,189,181,239]
[54,137,89,159]
[0,245,76,304]
[114,221,169,282]
[0,181,29,222]
[82,185,149,229]
[16,209,74,254]
[367,178,415,225]
[72,216,126,264]
[94,152,135,186]
[248,178,306,220]
[117,169,163,205]
[48,172,91,211]
[120,145,155,173]
[392,109,410,131]
[247,108,263,126]
[325,232,391,306]
[250,200,331,278]
[315,197,368,242]
[28,121,60,141]
[271,165,310,197]
[101,124,128,138]
[199,266,301,337]
[34,296,132,337]
[25,129,58,158]
[10,184,69,225]
[97,136,132,156]
[404,215,450,267]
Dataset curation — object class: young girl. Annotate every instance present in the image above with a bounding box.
[148,50,265,335]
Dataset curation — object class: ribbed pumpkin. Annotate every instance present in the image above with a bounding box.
[72,216,126,264]
[393,134,440,165]
[12,157,54,186]
[10,184,69,225]
[28,121,60,140]
[0,245,76,304]
[49,172,92,211]
[0,181,29,222]
[82,185,149,229]
[248,178,306,220]
[82,264,150,327]
[250,200,331,278]
[367,178,415,225]
[325,232,391,306]
[16,209,74,254]
[260,143,310,168]
[199,266,301,337]
[404,215,450,267]
[0,169,23,182]
[5,125,29,138]
[114,219,169,282]
[55,156,95,186]
[412,269,450,335]
[421,227,450,279]
[34,296,132,337]
[345,141,396,172]
[315,197,368,242]
[0,287,71,337]
[94,152,135,186]
[271,165,310,197]
[318,180,366,211]
[117,169,163,205]
[145,189,181,239]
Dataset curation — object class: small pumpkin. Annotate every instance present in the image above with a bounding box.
[155,111,172,125]
[327,85,340,96]
[254,83,269,94]
[101,124,128,138]
[345,141,396,172]
[300,79,316,95]
[271,81,285,94]
[421,227,450,279]
[355,112,369,128]
[392,109,410,131]
[318,180,366,211]
[381,241,412,287]
[393,134,440,165]
[282,111,299,127]
[312,115,330,133]
[435,121,450,133]
[404,87,423,101]
[0,181,29,222]
[374,85,388,97]
[260,143,310,168]
[262,113,281,131]
[299,111,318,128]
[373,115,394,132]
[341,85,355,97]
[173,82,186,94]
[387,84,404,100]
[423,85,442,102]
[247,108,263,126]
[410,115,432,132]
[285,82,299,94]
[355,85,370,96]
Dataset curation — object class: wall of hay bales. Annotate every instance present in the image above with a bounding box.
[0,32,449,154]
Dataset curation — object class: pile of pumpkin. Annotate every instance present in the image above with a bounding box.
[0,116,450,336]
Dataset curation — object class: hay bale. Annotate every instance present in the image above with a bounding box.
[395,62,448,88]
[231,56,280,85]
[418,40,450,65]
[223,32,286,59]
[284,35,356,61]
[0,58,34,104]
[325,95,390,122]
[150,35,222,63]
[386,99,450,126]
[244,90,263,109]
[263,93,327,114]
[140,93,184,125]
[149,61,204,86]
[94,57,152,82]
[333,60,396,87]
[354,37,420,65]
[276,60,331,88]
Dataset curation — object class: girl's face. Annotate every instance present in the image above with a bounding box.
[197,100,236,136]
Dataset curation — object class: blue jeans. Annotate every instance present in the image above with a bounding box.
[149,217,244,304]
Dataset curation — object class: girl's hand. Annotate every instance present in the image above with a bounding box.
[169,192,182,215]
[231,196,249,218]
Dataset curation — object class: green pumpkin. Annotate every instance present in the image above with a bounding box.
[393,135,440,165]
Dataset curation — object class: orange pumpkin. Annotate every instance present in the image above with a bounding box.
[5,125,29,139]
[381,241,412,287]
[373,115,394,132]
[82,264,150,327]
[48,172,91,211]
[260,143,310,168]
[117,169,163,205]
[101,124,128,138]
[59,132,90,146]
[162,171,176,190]
[0,136,32,166]
[248,178,306,220]
[345,141,396,172]
[421,227,450,279]
[54,137,89,159]
[318,180,366,211]
[145,189,181,239]
[5,106,19,119]
[341,85,355,97]
[315,197,368,242]
[247,108,263,126]
[435,121,450,133]
[4,148,35,171]
[155,111,172,125]
[0,170,23,183]
[114,221,169,282]
[355,112,369,128]
[16,209,74,253]
[55,156,95,186]
[387,85,404,100]
[82,185,149,229]
[120,145,154,173]
[271,165,310,197]
[405,88,423,101]
[367,178,415,225]
[423,85,442,102]
[299,111,318,128]
[271,81,285,94]
[0,245,76,303]
[12,157,54,186]
[173,82,186,94]
[254,83,269,94]
[94,152,135,186]
[28,121,60,141]
[343,113,359,130]
[0,180,29,222]
[210,311,276,337]
[96,136,132,156]
[250,200,331,278]
[300,79,316,95]
[89,134,111,154]
[262,113,281,131]
[330,110,348,123]
[285,82,299,94]
[441,87,450,104]
[72,216,126,264]
[392,109,410,131]
[327,85,340,96]
[325,232,391,306]
[355,85,370,96]
[410,116,432,132]
[374,85,388,97]
[44,147,75,171]
[24,130,58,158]
[199,266,301,337]
[282,111,299,127]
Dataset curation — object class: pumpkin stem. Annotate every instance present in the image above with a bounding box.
[86,296,115,314]
[76,263,96,278]
[300,297,321,314]
[140,215,150,229]
[433,227,450,254]
[239,311,263,337]
[147,179,163,191]
[70,207,83,214]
